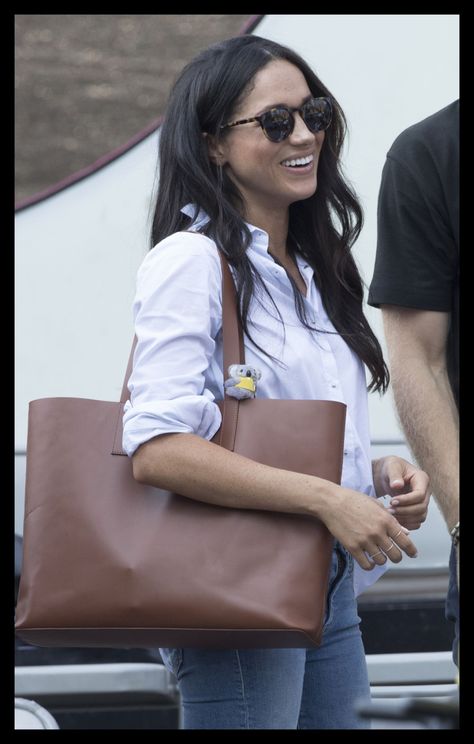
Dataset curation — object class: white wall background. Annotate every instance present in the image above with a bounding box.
[15,14,459,451]
[15,132,159,449]
[255,14,459,443]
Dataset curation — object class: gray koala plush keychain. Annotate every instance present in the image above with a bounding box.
[224,364,262,399]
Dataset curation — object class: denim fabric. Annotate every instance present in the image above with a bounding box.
[160,544,371,729]
[446,543,459,667]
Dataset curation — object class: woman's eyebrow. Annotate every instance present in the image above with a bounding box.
[256,94,313,116]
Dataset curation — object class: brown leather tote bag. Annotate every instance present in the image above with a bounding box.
[15,253,346,649]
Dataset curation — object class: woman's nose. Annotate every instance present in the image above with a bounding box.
[289,112,315,144]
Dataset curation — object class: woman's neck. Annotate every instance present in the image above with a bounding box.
[244,206,289,261]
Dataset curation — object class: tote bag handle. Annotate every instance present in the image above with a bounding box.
[113,252,244,455]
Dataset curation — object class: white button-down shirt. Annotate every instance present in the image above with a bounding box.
[123,206,388,594]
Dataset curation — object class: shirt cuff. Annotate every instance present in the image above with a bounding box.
[122,395,222,456]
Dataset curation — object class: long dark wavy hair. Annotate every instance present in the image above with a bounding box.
[152,35,389,393]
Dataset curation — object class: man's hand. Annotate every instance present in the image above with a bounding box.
[372,455,430,531]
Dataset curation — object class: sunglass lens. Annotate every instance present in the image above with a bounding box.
[303,98,332,132]
[262,108,293,142]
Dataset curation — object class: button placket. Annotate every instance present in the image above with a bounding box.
[302,285,343,396]
[342,411,360,462]
[309,323,341,393]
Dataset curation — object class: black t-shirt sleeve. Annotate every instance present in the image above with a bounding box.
[368,144,457,311]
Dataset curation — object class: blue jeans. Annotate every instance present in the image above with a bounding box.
[160,544,371,729]
[446,544,459,667]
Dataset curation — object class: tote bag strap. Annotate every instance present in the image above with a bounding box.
[214,253,244,451]
[113,251,244,455]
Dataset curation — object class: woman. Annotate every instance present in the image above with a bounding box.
[123,35,430,729]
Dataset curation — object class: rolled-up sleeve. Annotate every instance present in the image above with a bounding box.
[122,232,223,456]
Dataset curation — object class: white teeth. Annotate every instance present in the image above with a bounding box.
[281,154,313,167]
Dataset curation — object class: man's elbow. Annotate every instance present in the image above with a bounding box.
[381,305,449,370]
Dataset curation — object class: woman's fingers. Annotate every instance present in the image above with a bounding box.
[354,549,379,571]
[378,538,403,562]
[389,527,418,557]
[326,489,419,572]
[356,526,417,570]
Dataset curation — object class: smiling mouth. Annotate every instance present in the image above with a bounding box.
[280,154,314,168]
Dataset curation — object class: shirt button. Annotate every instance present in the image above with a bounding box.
[331,383,337,388]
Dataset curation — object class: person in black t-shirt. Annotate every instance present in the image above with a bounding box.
[368,100,459,666]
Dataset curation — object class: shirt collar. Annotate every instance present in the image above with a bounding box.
[180,203,270,253]
[179,204,313,283]
[181,203,314,296]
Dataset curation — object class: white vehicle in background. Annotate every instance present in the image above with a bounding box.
[15,14,459,729]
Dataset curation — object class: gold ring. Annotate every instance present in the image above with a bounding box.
[369,550,384,559]
[384,542,396,552]
[393,529,403,539]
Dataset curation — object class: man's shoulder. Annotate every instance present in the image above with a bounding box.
[387,100,459,162]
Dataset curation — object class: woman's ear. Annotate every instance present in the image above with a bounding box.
[203,132,226,166]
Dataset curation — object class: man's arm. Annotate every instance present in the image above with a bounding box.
[381,305,459,533]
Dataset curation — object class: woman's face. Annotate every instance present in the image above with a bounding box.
[211,59,326,223]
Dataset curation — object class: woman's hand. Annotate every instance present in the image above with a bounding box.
[372,455,430,531]
[320,486,418,571]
